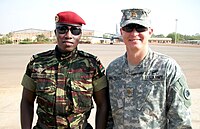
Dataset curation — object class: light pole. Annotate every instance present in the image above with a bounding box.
[175,19,178,44]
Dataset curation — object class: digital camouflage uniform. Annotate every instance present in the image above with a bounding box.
[106,49,192,129]
[21,46,107,129]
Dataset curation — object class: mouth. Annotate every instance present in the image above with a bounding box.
[62,40,73,44]
[129,39,141,42]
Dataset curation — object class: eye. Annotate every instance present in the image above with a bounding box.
[122,26,133,32]
[56,26,68,34]
[135,25,148,32]
[70,27,82,35]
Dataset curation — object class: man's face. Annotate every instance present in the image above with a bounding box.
[120,24,153,51]
[55,24,82,52]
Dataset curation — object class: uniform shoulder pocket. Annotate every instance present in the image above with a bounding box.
[176,76,191,108]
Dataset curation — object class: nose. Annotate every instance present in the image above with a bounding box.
[130,28,139,35]
[64,28,72,38]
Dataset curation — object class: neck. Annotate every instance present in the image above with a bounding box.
[126,47,148,65]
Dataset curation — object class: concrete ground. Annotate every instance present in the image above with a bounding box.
[0,44,199,129]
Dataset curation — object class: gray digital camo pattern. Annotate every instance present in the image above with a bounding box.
[120,8,151,28]
[106,48,192,129]
[22,46,107,129]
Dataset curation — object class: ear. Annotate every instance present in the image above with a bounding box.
[120,28,123,35]
[149,28,153,36]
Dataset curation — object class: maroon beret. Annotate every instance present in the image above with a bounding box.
[55,11,86,25]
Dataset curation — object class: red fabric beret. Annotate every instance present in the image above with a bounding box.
[55,11,86,25]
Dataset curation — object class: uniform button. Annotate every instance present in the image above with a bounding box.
[127,88,133,96]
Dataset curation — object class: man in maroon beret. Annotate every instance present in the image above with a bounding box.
[20,11,111,129]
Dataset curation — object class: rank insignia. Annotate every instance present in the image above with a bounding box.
[131,11,137,18]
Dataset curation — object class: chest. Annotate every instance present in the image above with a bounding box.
[31,61,95,98]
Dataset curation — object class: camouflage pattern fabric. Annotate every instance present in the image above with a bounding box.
[120,8,151,28]
[21,46,107,129]
[106,48,192,129]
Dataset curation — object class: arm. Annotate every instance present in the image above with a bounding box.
[20,87,36,129]
[167,75,192,129]
[93,87,109,129]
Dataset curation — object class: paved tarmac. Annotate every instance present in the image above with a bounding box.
[0,44,199,129]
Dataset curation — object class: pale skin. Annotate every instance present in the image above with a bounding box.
[20,24,109,129]
[120,26,153,65]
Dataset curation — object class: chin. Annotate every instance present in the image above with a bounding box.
[65,47,75,52]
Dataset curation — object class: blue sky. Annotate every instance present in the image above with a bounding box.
[0,0,199,36]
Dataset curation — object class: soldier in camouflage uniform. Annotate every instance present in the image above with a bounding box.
[20,11,110,129]
[106,8,192,129]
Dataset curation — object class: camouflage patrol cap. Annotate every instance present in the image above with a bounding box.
[120,8,151,28]
[55,11,86,25]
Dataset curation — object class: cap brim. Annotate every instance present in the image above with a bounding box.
[121,20,150,28]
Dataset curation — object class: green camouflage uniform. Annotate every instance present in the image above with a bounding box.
[106,48,192,129]
[21,46,107,129]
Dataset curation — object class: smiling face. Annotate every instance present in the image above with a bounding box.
[55,24,82,53]
[120,24,153,52]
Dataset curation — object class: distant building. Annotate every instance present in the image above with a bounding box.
[11,28,107,44]
[9,28,172,44]
[11,28,54,43]
[184,40,200,45]
[149,38,172,44]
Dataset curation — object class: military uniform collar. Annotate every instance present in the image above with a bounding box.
[55,45,78,61]
[122,48,153,73]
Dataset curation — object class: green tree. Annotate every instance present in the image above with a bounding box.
[36,34,46,42]
[0,34,13,44]
[23,38,32,42]
[155,34,165,38]
[167,33,175,43]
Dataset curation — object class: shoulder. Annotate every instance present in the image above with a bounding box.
[78,50,97,59]
[31,50,54,62]
[33,49,54,59]
[152,51,170,60]
[107,55,124,72]
[152,51,178,66]
[77,50,100,64]
[108,55,124,67]
[151,51,181,71]
[27,50,55,68]
[77,50,105,73]
[152,51,183,79]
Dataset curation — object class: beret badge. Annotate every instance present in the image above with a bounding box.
[55,15,59,23]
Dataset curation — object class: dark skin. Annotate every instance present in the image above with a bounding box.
[93,87,109,129]
[20,88,36,129]
[20,24,109,129]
